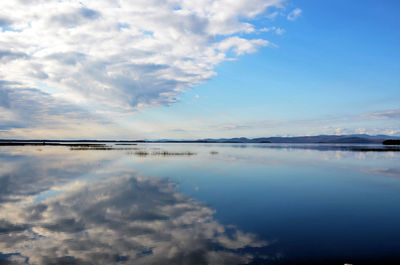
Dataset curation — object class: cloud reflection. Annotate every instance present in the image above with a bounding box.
[0,147,114,204]
[0,172,267,265]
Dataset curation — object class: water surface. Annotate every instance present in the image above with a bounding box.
[1,143,400,264]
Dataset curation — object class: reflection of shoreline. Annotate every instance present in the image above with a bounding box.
[0,142,108,147]
[2,142,400,152]
[236,143,400,152]
[0,173,269,265]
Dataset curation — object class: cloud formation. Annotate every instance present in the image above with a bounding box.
[0,0,288,138]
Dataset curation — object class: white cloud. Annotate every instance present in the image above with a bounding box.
[259,26,285,35]
[361,109,400,120]
[217,36,270,55]
[0,0,288,138]
[0,0,283,109]
[265,11,280,19]
[275,27,286,35]
[287,8,302,21]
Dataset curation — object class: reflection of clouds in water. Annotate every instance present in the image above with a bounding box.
[334,151,344,160]
[320,151,357,161]
[319,150,400,161]
[0,174,267,265]
[1,144,399,264]
[355,152,366,160]
[384,152,396,158]
[0,147,115,204]
[362,168,400,178]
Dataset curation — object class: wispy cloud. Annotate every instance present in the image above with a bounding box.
[259,26,285,35]
[361,109,400,120]
[287,8,302,21]
[167,110,400,138]
[0,81,121,139]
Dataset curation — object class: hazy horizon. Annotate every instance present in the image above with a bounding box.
[1,133,400,141]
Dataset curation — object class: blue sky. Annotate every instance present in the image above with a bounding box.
[0,0,399,139]
[129,0,400,139]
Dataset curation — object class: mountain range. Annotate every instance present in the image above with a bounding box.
[2,134,399,144]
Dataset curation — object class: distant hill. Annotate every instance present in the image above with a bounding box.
[1,134,399,144]
[149,134,397,144]
[383,139,400,145]
[193,135,394,144]
[318,137,380,144]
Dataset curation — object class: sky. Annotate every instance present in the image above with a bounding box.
[0,0,399,140]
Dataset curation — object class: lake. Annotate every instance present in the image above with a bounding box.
[1,143,400,265]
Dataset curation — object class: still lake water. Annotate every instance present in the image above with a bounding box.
[1,143,400,265]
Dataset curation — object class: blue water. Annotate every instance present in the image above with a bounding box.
[0,143,399,264]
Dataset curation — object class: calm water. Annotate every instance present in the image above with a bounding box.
[1,143,400,265]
